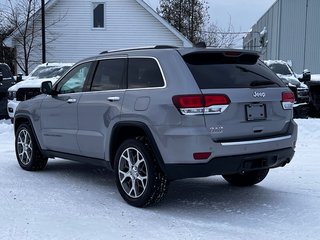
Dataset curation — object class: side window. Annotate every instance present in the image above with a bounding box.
[93,3,105,28]
[58,62,92,94]
[91,58,126,91]
[128,58,164,89]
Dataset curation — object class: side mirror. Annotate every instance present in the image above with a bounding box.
[41,81,53,95]
[16,73,23,83]
[301,69,311,82]
[0,72,3,82]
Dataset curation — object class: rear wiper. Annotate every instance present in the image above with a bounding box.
[250,80,276,87]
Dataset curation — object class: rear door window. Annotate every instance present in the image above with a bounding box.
[91,58,126,91]
[183,52,284,89]
[128,58,164,89]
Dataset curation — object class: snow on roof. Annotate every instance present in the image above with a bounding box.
[263,60,288,66]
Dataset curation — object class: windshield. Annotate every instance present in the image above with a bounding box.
[30,66,71,79]
[268,63,292,75]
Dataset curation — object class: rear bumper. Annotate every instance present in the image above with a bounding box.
[164,147,295,180]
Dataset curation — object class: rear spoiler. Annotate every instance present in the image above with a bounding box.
[182,51,260,65]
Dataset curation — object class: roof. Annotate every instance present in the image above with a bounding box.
[3,0,192,48]
[135,0,192,47]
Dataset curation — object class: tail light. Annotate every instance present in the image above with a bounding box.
[172,94,230,115]
[282,91,295,110]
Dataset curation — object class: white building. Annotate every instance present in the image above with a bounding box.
[4,0,192,73]
[243,0,320,74]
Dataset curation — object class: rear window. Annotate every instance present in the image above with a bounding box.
[183,52,284,89]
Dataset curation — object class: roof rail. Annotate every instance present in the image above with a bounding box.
[99,45,178,54]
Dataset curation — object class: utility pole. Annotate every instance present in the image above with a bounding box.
[303,0,309,69]
[41,0,46,63]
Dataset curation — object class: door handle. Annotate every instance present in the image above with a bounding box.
[67,98,77,103]
[107,96,120,102]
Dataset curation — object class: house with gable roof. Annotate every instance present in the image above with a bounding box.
[4,0,192,73]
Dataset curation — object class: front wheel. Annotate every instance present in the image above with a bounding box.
[222,169,269,186]
[15,123,48,171]
[114,139,169,207]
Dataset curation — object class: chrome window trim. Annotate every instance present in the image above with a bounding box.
[89,56,167,93]
[220,135,292,146]
[126,56,167,90]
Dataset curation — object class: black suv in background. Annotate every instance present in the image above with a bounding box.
[0,63,15,119]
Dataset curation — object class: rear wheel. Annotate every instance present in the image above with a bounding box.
[114,139,169,207]
[15,123,48,171]
[222,169,269,186]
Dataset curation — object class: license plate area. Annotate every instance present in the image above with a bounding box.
[246,103,266,121]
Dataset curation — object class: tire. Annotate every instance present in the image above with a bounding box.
[222,169,269,187]
[114,139,169,207]
[15,123,48,171]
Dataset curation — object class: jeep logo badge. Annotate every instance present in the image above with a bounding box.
[253,91,266,98]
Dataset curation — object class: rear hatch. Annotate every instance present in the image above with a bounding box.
[180,50,294,142]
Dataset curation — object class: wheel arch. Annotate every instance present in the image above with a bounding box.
[14,115,45,156]
[109,121,166,173]
[14,115,32,134]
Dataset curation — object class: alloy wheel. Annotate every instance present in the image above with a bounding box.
[17,129,33,165]
[118,147,148,198]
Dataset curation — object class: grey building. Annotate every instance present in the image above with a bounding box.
[243,0,320,74]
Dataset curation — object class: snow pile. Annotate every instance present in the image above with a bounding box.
[0,119,14,154]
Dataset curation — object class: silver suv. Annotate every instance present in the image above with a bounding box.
[14,46,297,207]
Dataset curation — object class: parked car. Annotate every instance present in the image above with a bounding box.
[7,63,73,121]
[14,46,297,207]
[0,63,15,119]
[264,60,309,117]
[306,74,320,117]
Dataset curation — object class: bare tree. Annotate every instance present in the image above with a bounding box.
[1,0,65,75]
[2,0,40,75]
[201,18,241,48]
[0,14,15,71]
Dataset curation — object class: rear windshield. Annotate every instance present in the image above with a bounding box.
[183,52,284,89]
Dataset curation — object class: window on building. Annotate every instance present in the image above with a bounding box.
[128,58,165,89]
[91,59,126,91]
[93,3,105,28]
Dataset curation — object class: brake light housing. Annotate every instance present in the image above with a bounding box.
[172,94,230,115]
[281,91,295,110]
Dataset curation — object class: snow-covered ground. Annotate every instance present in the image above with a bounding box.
[0,119,319,240]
